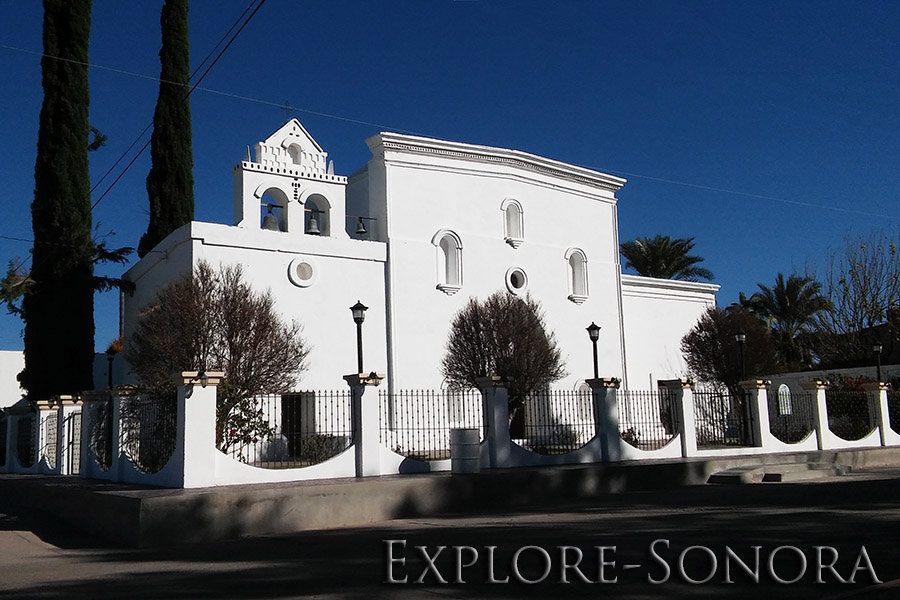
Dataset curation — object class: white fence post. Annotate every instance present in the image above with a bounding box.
[660,379,696,457]
[739,379,770,448]
[864,382,897,446]
[476,376,511,469]
[801,379,828,451]
[587,377,622,462]
[175,371,224,489]
[34,399,54,473]
[344,372,385,477]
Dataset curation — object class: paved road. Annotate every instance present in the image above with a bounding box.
[3,469,900,599]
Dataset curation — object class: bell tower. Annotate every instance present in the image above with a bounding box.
[232,119,348,238]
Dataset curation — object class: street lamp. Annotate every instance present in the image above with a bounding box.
[586,322,601,380]
[735,333,747,381]
[350,301,368,374]
[873,344,883,384]
[105,348,116,390]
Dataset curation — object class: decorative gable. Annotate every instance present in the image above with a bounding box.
[253,118,329,176]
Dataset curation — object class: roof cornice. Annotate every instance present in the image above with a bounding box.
[368,132,626,192]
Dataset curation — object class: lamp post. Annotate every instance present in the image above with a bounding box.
[350,301,368,374]
[105,348,116,390]
[586,322,601,380]
[735,333,747,381]
[873,344,883,384]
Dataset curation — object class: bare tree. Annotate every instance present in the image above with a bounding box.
[441,292,567,414]
[127,261,310,450]
[681,307,779,396]
[816,229,900,368]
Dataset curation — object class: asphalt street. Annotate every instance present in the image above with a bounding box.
[3,469,900,599]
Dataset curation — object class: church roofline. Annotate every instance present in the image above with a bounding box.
[366,131,627,192]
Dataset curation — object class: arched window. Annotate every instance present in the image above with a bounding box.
[432,230,463,295]
[565,248,588,304]
[777,384,793,416]
[500,198,524,248]
[304,194,330,236]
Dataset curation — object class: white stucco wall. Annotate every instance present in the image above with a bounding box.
[0,350,25,408]
[123,221,387,391]
[620,274,719,390]
[365,132,628,390]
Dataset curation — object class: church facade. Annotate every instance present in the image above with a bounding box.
[122,120,718,392]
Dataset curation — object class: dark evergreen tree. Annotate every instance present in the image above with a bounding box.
[138,0,194,258]
[21,0,95,399]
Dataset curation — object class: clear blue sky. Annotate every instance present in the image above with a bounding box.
[1,0,898,352]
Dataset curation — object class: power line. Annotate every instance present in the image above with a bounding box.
[90,0,268,210]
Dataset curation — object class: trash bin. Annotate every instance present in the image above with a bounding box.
[450,428,480,474]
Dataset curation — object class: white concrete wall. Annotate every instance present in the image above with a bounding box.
[620,275,719,390]
[368,132,628,390]
[0,350,24,408]
[122,221,388,391]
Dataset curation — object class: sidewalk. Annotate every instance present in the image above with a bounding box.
[1,467,900,598]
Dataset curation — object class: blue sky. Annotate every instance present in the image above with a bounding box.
[1,0,898,352]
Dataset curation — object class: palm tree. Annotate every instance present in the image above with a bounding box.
[619,235,714,281]
[746,273,831,370]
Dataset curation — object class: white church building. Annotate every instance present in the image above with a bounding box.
[122,120,718,393]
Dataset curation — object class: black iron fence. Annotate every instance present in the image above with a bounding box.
[826,390,873,441]
[517,389,594,455]
[87,400,113,471]
[0,414,6,467]
[41,411,58,469]
[65,410,81,475]
[379,389,483,461]
[221,391,353,469]
[888,389,900,435]
[692,390,752,447]
[16,414,35,468]
[120,395,177,474]
[617,390,676,450]
[767,389,817,443]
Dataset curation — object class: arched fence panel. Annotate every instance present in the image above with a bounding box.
[617,390,677,451]
[0,414,7,467]
[219,390,353,469]
[826,389,874,441]
[86,400,113,472]
[120,394,177,475]
[379,389,483,460]
[767,389,817,444]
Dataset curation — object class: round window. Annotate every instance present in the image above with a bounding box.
[505,267,528,294]
[287,257,317,287]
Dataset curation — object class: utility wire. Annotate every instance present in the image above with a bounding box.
[90,0,268,210]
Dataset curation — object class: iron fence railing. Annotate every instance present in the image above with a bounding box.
[87,400,113,471]
[617,390,676,450]
[888,389,900,435]
[120,395,176,474]
[767,389,817,443]
[221,391,353,469]
[65,410,81,475]
[379,389,483,461]
[17,413,35,468]
[41,411,58,469]
[517,389,594,455]
[826,390,873,441]
[0,414,6,467]
[693,390,752,448]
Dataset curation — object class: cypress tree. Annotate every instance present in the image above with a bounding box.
[138,0,194,258]
[21,0,95,399]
